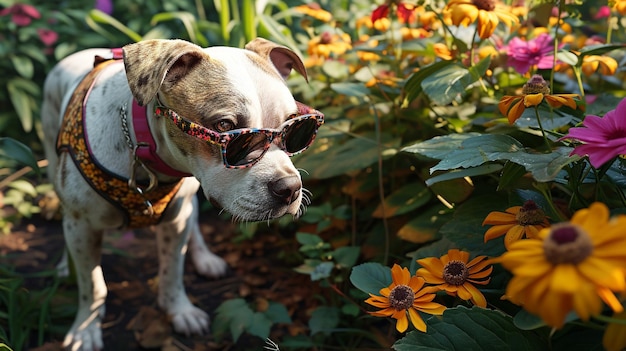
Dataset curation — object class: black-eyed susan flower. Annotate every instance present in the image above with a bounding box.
[492,202,626,328]
[482,200,550,248]
[444,0,519,39]
[365,264,446,332]
[498,74,581,124]
[416,249,493,307]
[307,31,352,59]
[294,3,332,22]
[582,55,618,76]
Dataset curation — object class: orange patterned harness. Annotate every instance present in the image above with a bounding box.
[57,58,183,228]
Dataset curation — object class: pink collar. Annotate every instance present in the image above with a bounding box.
[131,101,192,178]
[108,48,190,178]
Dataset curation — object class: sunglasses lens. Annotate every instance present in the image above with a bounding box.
[284,118,318,154]
[225,132,268,166]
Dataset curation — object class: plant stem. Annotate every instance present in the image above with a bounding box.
[533,106,551,151]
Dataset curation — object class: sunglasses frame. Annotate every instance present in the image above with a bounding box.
[154,106,324,169]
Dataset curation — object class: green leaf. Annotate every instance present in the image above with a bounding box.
[309,306,339,335]
[578,43,626,58]
[468,56,491,80]
[393,306,546,351]
[8,180,37,198]
[497,162,528,190]
[296,232,323,246]
[403,60,454,106]
[557,50,579,66]
[330,82,370,97]
[372,182,431,218]
[421,64,472,106]
[264,301,292,324]
[6,81,34,132]
[331,246,361,269]
[425,164,503,187]
[402,133,481,160]
[10,55,34,79]
[246,312,272,340]
[214,298,253,342]
[0,138,40,175]
[88,9,142,42]
[429,134,524,172]
[350,262,391,295]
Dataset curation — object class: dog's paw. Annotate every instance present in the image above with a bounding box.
[191,249,228,278]
[171,305,210,336]
[62,322,103,351]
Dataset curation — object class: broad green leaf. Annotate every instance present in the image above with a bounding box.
[497,162,528,191]
[350,262,391,295]
[372,182,431,218]
[513,147,579,182]
[10,55,34,79]
[557,50,578,66]
[330,82,370,97]
[264,301,292,324]
[393,306,546,351]
[331,246,361,268]
[430,134,524,172]
[246,312,272,340]
[6,81,34,132]
[9,180,37,198]
[0,137,40,175]
[578,43,626,58]
[88,9,142,42]
[421,64,472,106]
[309,306,339,335]
[397,204,451,244]
[402,133,481,160]
[468,56,491,80]
[296,232,323,246]
[403,60,454,106]
[425,164,502,187]
[213,298,253,342]
[310,261,334,281]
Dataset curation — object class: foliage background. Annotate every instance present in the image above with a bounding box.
[2,0,626,350]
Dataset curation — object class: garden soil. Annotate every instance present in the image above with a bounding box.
[1,203,322,351]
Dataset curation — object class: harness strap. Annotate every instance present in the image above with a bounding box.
[56,57,184,228]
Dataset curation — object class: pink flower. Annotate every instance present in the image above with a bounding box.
[0,3,41,26]
[95,0,113,15]
[594,6,612,19]
[561,98,626,168]
[506,33,556,75]
[37,28,58,46]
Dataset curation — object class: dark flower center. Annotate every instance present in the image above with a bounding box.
[515,200,547,225]
[543,223,593,264]
[389,284,415,311]
[443,260,469,286]
[522,74,551,95]
[472,0,496,11]
[320,31,332,44]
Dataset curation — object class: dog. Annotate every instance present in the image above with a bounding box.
[41,38,323,350]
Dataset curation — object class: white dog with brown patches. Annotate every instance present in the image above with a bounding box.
[41,38,323,350]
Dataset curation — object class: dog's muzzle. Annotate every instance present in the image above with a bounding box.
[269,175,301,204]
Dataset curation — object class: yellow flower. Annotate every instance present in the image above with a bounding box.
[482,200,550,249]
[493,202,626,328]
[365,264,446,332]
[416,249,493,307]
[582,55,618,76]
[307,32,352,62]
[433,43,453,60]
[613,0,626,15]
[294,4,332,22]
[444,0,519,39]
[603,311,626,351]
[499,74,581,124]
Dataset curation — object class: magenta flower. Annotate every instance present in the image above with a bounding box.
[0,3,41,26]
[506,33,556,75]
[95,0,113,15]
[561,98,626,168]
[37,28,58,46]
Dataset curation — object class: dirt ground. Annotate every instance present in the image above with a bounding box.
[0,203,322,350]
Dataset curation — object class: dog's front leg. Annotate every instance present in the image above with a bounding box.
[154,199,210,336]
[62,216,106,351]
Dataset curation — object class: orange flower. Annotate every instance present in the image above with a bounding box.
[365,264,446,332]
[499,74,581,124]
[307,32,352,62]
[444,0,519,39]
[416,249,493,307]
[294,3,332,22]
[582,55,618,76]
[482,200,550,248]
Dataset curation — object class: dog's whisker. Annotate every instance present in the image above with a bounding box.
[297,168,310,176]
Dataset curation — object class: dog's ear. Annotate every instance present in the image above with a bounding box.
[123,39,205,106]
[245,38,308,82]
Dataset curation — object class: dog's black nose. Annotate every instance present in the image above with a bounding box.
[268,176,301,204]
